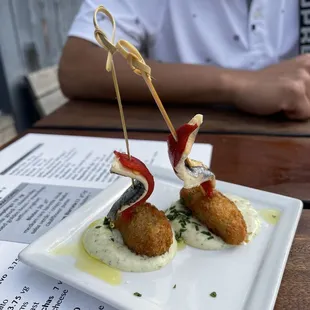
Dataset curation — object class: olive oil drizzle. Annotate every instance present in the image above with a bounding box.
[52,242,121,285]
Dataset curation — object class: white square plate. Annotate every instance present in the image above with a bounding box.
[19,166,303,310]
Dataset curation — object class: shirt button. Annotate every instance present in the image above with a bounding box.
[233,34,240,41]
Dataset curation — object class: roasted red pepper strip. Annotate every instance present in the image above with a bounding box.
[167,123,198,168]
[114,151,155,220]
[201,180,214,197]
[167,121,214,198]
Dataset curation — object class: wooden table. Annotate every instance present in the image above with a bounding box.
[31,128,310,204]
[3,128,310,309]
[35,100,310,137]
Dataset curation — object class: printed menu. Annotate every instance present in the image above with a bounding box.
[0,133,212,309]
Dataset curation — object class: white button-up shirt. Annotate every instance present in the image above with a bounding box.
[69,0,299,70]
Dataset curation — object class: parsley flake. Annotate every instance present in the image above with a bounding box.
[133,292,142,297]
[201,231,212,237]
[210,292,217,298]
[173,284,176,289]
[167,214,177,221]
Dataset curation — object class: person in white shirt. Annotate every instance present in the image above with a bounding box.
[59,0,310,120]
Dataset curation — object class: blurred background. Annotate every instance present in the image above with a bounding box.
[0,0,82,145]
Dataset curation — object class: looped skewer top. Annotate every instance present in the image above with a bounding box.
[93,7,151,78]
[117,40,151,78]
[116,40,177,141]
[93,6,117,71]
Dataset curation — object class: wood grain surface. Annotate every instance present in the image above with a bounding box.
[274,211,310,310]
[35,100,310,137]
[30,128,310,202]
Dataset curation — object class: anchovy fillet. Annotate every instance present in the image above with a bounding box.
[185,162,215,182]
[107,180,145,220]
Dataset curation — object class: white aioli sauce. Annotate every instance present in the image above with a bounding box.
[166,194,261,250]
[83,220,177,272]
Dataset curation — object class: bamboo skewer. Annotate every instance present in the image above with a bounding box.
[117,40,197,169]
[93,7,178,143]
[93,6,195,170]
[142,72,195,168]
[93,6,134,186]
[92,6,213,197]
[110,61,131,160]
[142,75,178,141]
[116,39,180,143]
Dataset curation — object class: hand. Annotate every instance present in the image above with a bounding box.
[231,55,310,120]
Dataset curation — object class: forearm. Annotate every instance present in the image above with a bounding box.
[59,37,237,104]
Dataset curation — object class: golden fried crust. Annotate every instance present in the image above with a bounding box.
[180,187,247,245]
[115,203,173,257]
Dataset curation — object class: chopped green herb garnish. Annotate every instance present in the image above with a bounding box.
[166,206,192,224]
[201,231,212,236]
[195,225,199,231]
[167,214,177,221]
[95,226,101,229]
[207,236,214,240]
[210,292,217,298]
[111,238,114,242]
[272,215,276,218]
[134,292,142,297]
[173,284,176,289]
[179,210,192,216]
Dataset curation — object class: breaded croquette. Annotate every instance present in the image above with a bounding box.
[115,203,173,257]
[180,187,247,245]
